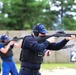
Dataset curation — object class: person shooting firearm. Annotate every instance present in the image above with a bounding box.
[0,34,23,75]
[18,23,76,75]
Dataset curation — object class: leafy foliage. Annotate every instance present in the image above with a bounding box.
[0,0,76,30]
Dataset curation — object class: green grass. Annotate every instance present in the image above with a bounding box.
[41,63,76,70]
[16,63,76,70]
[16,63,20,70]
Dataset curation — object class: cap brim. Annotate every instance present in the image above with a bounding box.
[40,29,48,34]
[5,38,10,40]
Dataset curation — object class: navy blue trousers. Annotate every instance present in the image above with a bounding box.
[19,67,41,75]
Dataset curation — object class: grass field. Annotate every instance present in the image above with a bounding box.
[1,63,76,75]
[16,62,76,70]
[41,63,76,70]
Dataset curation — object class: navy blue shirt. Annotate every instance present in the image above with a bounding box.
[21,35,69,70]
[22,36,68,52]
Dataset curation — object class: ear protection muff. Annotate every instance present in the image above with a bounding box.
[1,35,6,43]
[33,23,41,36]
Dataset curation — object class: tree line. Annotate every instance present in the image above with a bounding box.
[0,0,76,30]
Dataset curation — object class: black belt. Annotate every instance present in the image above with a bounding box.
[22,67,39,73]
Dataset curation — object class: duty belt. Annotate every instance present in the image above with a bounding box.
[22,67,39,73]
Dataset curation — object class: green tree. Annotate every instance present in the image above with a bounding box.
[50,0,76,30]
[0,0,76,30]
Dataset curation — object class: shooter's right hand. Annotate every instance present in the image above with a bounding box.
[46,37,56,43]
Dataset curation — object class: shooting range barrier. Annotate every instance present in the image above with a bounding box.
[0,30,76,63]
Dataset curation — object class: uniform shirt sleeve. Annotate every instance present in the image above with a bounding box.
[0,44,3,49]
[47,39,69,50]
[23,36,50,52]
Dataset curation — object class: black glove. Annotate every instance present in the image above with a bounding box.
[10,44,14,49]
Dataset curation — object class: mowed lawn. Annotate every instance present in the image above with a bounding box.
[16,63,76,70]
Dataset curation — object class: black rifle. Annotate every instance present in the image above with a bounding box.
[0,37,23,47]
[34,31,76,43]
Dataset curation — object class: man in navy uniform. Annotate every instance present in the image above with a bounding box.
[19,23,76,75]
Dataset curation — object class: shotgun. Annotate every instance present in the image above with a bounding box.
[34,31,76,43]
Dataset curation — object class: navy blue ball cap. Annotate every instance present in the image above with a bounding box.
[33,23,48,34]
[0,34,10,41]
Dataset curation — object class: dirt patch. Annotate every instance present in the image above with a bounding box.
[41,68,76,75]
[0,68,76,75]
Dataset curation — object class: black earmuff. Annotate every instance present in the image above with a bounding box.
[1,35,6,42]
[33,23,41,36]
